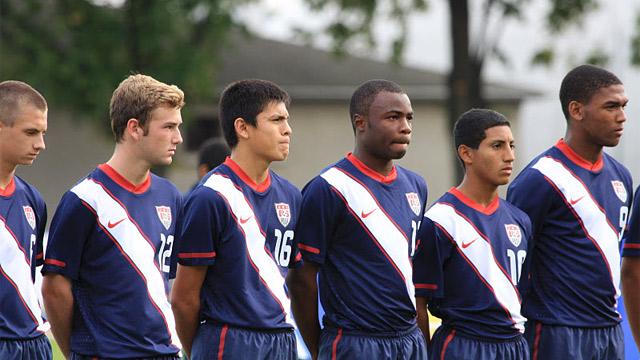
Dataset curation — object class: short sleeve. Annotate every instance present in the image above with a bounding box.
[176,186,226,266]
[294,177,340,265]
[412,216,452,299]
[33,194,47,267]
[623,187,640,257]
[42,191,95,280]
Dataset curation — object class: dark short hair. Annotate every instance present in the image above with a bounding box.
[454,108,510,151]
[559,64,622,120]
[0,80,47,126]
[198,137,230,172]
[349,79,405,131]
[219,79,290,148]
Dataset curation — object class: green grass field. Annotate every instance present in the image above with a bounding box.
[48,335,63,359]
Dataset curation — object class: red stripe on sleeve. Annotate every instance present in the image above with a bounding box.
[178,251,217,259]
[415,283,438,290]
[297,243,320,254]
[44,258,66,267]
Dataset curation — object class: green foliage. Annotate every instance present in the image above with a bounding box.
[0,0,247,122]
[546,0,598,32]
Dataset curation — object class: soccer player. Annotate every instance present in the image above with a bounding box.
[41,74,184,359]
[507,64,631,359]
[0,81,51,359]
[622,187,640,349]
[171,79,300,359]
[287,79,428,359]
[413,109,530,359]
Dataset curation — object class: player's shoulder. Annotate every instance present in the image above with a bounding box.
[395,165,427,188]
[149,172,181,195]
[501,199,532,228]
[603,152,632,182]
[269,170,301,195]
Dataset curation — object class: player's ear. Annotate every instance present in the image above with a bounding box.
[457,144,474,166]
[234,117,249,141]
[353,114,366,133]
[568,100,583,122]
[125,118,144,141]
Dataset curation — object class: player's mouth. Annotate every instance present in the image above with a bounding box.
[614,128,624,136]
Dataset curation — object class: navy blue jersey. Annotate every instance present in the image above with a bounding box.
[413,188,530,339]
[622,186,640,257]
[177,158,302,330]
[42,164,181,357]
[0,176,49,339]
[295,154,428,333]
[507,139,632,327]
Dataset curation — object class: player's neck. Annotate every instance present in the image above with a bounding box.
[563,134,603,164]
[229,151,270,185]
[456,177,499,208]
[351,149,394,176]
[106,150,151,186]
[0,160,17,189]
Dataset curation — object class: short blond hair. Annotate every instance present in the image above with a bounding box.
[0,80,47,126]
[110,74,185,142]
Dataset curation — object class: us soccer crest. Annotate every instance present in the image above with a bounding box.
[611,180,627,202]
[23,206,36,230]
[155,206,172,230]
[275,203,291,227]
[504,224,522,247]
[405,193,421,216]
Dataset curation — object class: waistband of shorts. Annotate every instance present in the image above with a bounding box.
[323,323,418,338]
[202,319,295,333]
[0,333,48,342]
[438,325,525,343]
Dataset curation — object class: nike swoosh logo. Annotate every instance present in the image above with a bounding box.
[570,195,585,206]
[239,216,252,224]
[462,237,478,249]
[361,209,377,218]
[107,218,126,228]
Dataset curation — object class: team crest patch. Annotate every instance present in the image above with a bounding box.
[611,181,627,202]
[504,224,522,247]
[275,203,291,227]
[406,193,421,216]
[155,206,172,230]
[23,206,36,230]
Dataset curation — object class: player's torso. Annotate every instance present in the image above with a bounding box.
[428,195,528,338]
[319,161,426,331]
[202,168,300,329]
[0,181,47,338]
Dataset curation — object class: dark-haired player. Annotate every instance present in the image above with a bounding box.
[414,109,529,359]
[172,79,300,359]
[508,64,631,359]
[0,80,51,359]
[42,74,184,359]
[287,79,428,359]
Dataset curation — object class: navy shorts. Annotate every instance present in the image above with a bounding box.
[319,324,427,360]
[525,321,624,360]
[0,334,52,360]
[430,326,528,360]
[191,322,296,360]
[71,352,180,359]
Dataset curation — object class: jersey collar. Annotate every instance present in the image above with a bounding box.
[555,138,603,172]
[98,164,151,194]
[346,153,397,184]
[0,177,15,197]
[448,187,500,216]
[223,157,271,193]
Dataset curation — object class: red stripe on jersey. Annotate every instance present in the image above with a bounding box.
[346,153,397,184]
[44,258,66,267]
[223,157,271,193]
[331,328,343,360]
[533,322,542,360]
[98,163,151,194]
[555,139,603,172]
[415,283,438,290]
[298,243,320,254]
[624,243,640,249]
[0,265,41,329]
[178,251,216,259]
[449,187,499,215]
[440,329,456,360]
[218,324,228,360]
[0,177,15,197]
[35,253,43,259]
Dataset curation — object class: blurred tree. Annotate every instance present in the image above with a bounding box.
[301,0,639,180]
[0,0,248,123]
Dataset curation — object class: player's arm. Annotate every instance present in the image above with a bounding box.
[171,264,207,358]
[286,261,320,360]
[415,296,430,345]
[622,257,640,348]
[42,273,74,358]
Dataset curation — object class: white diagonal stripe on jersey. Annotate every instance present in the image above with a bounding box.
[321,167,415,308]
[71,179,181,348]
[427,203,526,332]
[204,174,294,326]
[533,156,621,297]
[0,218,49,333]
